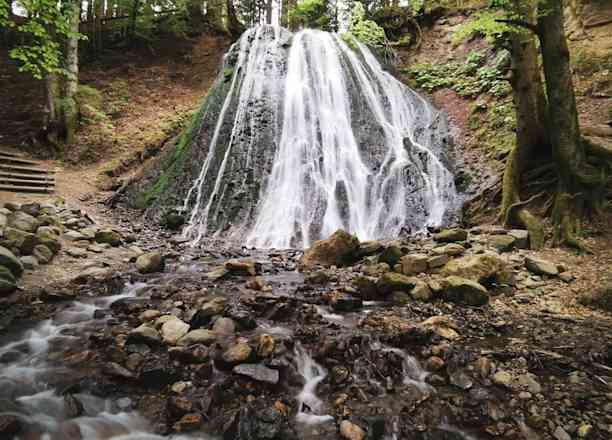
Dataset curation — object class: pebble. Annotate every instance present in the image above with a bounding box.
[340,420,365,440]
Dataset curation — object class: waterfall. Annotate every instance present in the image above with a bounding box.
[178,27,456,248]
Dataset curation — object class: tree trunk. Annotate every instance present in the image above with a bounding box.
[129,0,140,41]
[265,0,272,24]
[500,0,547,248]
[226,0,244,37]
[42,73,61,147]
[206,0,227,33]
[94,0,103,53]
[62,0,80,144]
[537,0,596,247]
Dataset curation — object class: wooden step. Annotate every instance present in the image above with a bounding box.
[0,163,55,174]
[0,184,54,193]
[0,171,55,181]
[0,148,23,158]
[0,177,55,186]
[0,154,44,166]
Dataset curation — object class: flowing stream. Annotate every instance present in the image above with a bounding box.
[177,26,456,248]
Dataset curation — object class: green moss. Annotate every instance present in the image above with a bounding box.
[223,67,234,81]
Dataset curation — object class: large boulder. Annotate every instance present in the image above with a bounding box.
[441,254,506,284]
[398,254,428,275]
[3,227,38,255]
[135,252,165,274]
[95,229,122,246]
[433,228,468,243]
[376,272,418,294]
[300,229,359,268]
[7,211,39,233]
[441,276,489,306]
[0,266,17,295]
[0,246,23,278]
[378,245,403,266]
[524,256,558,276]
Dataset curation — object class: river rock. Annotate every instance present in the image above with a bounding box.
[441,253,506,284]
[7,211,38,232]
[0,414,21,436]
[225,259,257,276]
[419,316,459,340]
[191,297,226,328]
[177,329,218,346]
[167,396,193,419]
[33,244,53,264]
[257,334,275,358]
[356,240,384,258]
[433,228,468,243]
[104,362,136,379]
[340,420,365,440]
[65,247,87,258]
[135,252,165,274]
[63,230,86,241]
[441,276,489,306]
[553,426,571,440]
[169,344,209,363]
[127,324,162,345]
[508,229,529,249]
[489,235,516,252]
[173,413,202,432]
[4,227,38,254]
[525,256,559,276]
[246,276,268,290]
[0,265,15,283]
[428,254,450,269]
[222,342,253,366]
[212,317,236,334]
[330,292,363,312]
[492,371,514,387]
[353,275,379,300]
[378,245,403,266]
[432,243,465,256]
[162,318,190,345]
[19,255,38,270]
[377,272,418,294]
[36,229,61,254]
[0,278,17,295]
[411,280,433,302]
[95,229,122,246]
[233,364,279,384]
[0,246,23,278]
[300,229,359,268]
[398,253,428,275]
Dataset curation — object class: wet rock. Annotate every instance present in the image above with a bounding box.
[65,247,87,258]
[95,229,122,246]
[221,342,253,366]
[518,373,542,393]
[64,394,84,417]
[441,254,506,284]
[127,324,162,345]
[256,334,275,358]
[20,255,38,269]
[449,369,473,390]
[300,229,359,268]
[331,366,350,384]
[475,357,493,378]
[304,270,330,285]
[126,353,145,371]
[411,280,433,302]
[135,252,165,274]
[432,243,465,256]
[376,272,417,294]
[191,298,226,328]
[492,371,514,388]
[161,318,190,345]
[441,276,489,306]
[212,317,236,335]
[0,414,21,437]
[356,240,384,258]
[20,202,41,217]
[426,356,445,371]
[168,344,209,363]
[139,309,161,322]
[0,272,16,296]
[525,256,559,276]
[205,266,228,281]
[167,396,194,419]
[0,246,23,278]
[340,420,365,440]
[226,258,257,276]
[553,426,571,440]
[103,362,136,379]
[33,244,53,264]
[173,413,203,432]
[428,254,449,269]
[398,253,428,275]
[489,235,516,252]
[353,275,379,300]
[419,316,459,340]
[233,364,279,384]
[73,266,112,284]
[177,329,218,346]
[330,292,363,312]
[379,245,404,266]
[4,227,38,254]
[246,276,268,290]
[139,360,176,388]
[63,230,86,241]
[434,228,468,243]
[577,424,593,438]
[391,291,410,305]
[508,229,529,249]
[7,211,39,232]
[36,228,61,254]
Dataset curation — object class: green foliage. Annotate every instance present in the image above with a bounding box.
[1,0,86,80]
[347,2,387,49]
[76,85,106,124]
[406,52,511,98]
[288,0,332,31]
[452,10,509,45]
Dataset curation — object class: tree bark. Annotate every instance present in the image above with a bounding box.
[62,0,80,144]
[129,0,140,41]
[500,0,547,248]
[206,0,226,33]
[537,0,596,247]
[226,0,244,37]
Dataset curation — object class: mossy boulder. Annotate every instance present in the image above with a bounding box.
[441,254,506,285]
[0,246,24,278]
[378,245,404,266]
[300,229,360,268]
[95,229,122,247]
[433,228,468,243]
[135,252,165,274]
[441,276,489,306]
[7,211,39,233]
[377,272,418,294]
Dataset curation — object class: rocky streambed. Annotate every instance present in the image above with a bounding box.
[0,211,611,440]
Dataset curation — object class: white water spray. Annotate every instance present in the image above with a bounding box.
[293,343,334,425]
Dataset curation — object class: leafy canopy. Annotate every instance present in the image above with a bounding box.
[347,2,386,49]
[288,0,332,31]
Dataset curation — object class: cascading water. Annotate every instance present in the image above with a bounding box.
[293,343,334,425]
[159,25,456,249]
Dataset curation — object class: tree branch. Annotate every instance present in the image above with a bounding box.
[495,19,538,35]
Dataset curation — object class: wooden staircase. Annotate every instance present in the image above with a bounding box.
[0,149,56,193]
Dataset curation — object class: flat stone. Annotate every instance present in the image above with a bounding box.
[492,371,513,388]
[488,235,516,252]
[233,364,279,384]
[212,317,236,334]
[398,253,428,275]
[63,230,86,241]
[433,228,468,243]
[432,243,465,257]
[177,329,218,346]
[428,254,449,269]
[127,324,161,345]
[441,276,489,306]
[525,256,559,276]
[161,319,190,345]
[225,258,257,276]
[411,281,433,302]
[65,247,88,258]
[19,255,38,270]
[508,229,529,249]
[222,342,253,365]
